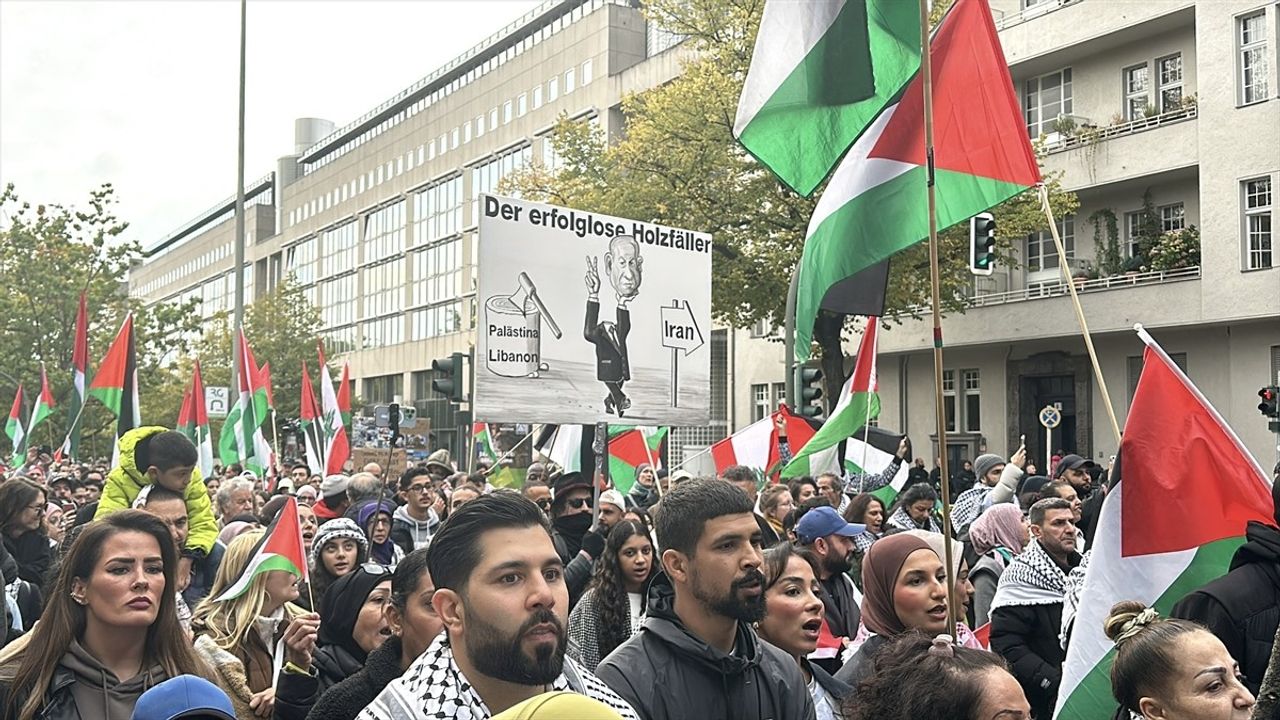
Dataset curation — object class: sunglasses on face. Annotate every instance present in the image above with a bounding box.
[567,497,593,509]
[535,498,552,510]
[361,562,393,578]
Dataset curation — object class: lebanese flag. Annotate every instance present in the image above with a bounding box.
[299,362,326,476]
[608,426,668,494]
[711,406,821,477]
[6,385,25,465]
[783,316,879,477]
[213,496,309,601]
[317,342,350,475]
[177,360,216,479]
[1055,328,1273,719]
[794,0,1040,359]
[62,292,89,461]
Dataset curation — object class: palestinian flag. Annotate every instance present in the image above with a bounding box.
[795,0,1041,359]
[300,362,326,476]
[843,429,911,505]
[474,422,497,464]
[214,496,308,601]
[336,361,352,429]
[6,385,25,465]
[62,292,89,461]
[24,364,55,446]
[608,426,668,494]
[218,329,272,477]
[88,313,141,448]
[1055,328,1273,719]
[177,361,216,479]
[734,0,920,197]
[712,406,825,478]
[783,317,879,477]
[317,342,350,475]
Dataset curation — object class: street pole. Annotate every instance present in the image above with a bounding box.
[783,264,800,406]
[231,0,247,397]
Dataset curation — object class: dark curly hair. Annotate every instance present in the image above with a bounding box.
[586,520,654,659]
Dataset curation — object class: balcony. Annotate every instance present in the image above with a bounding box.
[997,1,1195,73]
[1040,105,1198,190]
[993,0,1083,32]
[967,265,1199,308]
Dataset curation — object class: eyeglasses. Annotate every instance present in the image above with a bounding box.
[567,497,593,509]
[360,562,393,578]
[26,503,45,515]
[535,498,552,510]
[406,484,431,494]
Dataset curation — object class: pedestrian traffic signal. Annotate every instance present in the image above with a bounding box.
[431,352,466,403]
[797,365,824,420]
[969,213,997,276]
[1259,386,1280,419]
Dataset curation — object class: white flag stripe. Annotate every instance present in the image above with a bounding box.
[808,104,914,230]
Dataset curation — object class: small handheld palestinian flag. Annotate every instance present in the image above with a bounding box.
[214,496,309,602]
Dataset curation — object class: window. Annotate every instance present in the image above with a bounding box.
[750,318,773,338]
[1160,202,1185,233]
[942,370,957,432]
[1026,216,1075,272]
[362,259,404,319]
[469,145,533,223]
[320,220,358,278]
[364,201,405,264]
[1127,353,1187,402]
[362,316,403,349]
[489,108,499,130]
[541,135,563,171]
[1123,64,1150,120]
[411,239,462,308]
[517,93,528,117]
[503,101,513,124]
[285,237,317,286]
[363,374,404,405]
[410,303,462,340]
[1125,211,1143,258]
[564,67,576,94]
[319,274,357,330]
[751,384,770,422]
[1239,12,1270,105]
[581,59,593,86]
[451,128,460,149]
[463,122,472,144]
[1024,68,1073,137]
[475,115,485,138]
[548,76,559,101]
[413,175,462,246]
[1244,177,1273,270]
[962,370,981,432]
[533,85,543,109]
[773,382,786,409]
[1157,54,1183,111]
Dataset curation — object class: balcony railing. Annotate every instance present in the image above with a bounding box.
[1043,104,1198,155]
[966,265,1200,308]
[994,0,1084,31]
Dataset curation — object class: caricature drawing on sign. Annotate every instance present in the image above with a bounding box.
[483,271,562,378]
[585,235,643,417]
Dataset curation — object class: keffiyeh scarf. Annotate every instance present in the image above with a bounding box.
[951,485,990,530]
[357,633,639,720]
[886,506,942,534]
[989,538,1068,611]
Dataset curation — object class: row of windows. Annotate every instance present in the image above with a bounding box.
[320,221,358,279]
[133,241,233,298]
[363,258,405,319]
[1122,54,1183,120]
[943,369,982,434]
[300,0,617,174]
[364,201,406,264]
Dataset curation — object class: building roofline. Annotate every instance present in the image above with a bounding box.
[144,172,275,257]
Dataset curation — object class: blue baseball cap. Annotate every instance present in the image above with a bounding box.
[131,676,236,720]
[795,506,867,545]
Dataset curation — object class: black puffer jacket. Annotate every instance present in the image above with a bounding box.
[1172,521,1280,694]
[307,635,404,720]
[312,642,365,695]
[990,602,1066,720]
[594,573,816,720]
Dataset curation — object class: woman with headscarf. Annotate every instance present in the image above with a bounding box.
[313,564,393,693]
[968,503,1030,627]
[308,518,370,614]
[902,530,980,649]
[356,500,404,567]
[834,534,948,688]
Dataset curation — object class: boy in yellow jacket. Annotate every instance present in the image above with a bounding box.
[95,426,217,588]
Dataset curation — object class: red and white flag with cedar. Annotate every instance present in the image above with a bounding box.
[214,496,309,601]
[317,342,350,475]
[1056,327,1274,719]
[300,362,326,476]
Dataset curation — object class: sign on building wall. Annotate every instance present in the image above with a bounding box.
[475,195,712,425]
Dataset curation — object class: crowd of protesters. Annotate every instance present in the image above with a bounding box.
[0,424,1275,720]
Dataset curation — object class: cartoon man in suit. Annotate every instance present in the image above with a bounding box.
[585,235,643,417]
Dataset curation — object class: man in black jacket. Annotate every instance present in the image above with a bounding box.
[795,506,865,670]
[595,479,816,720]
[1172,475,1280,694]
[990,498,1080,720]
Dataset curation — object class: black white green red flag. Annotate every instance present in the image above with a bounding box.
[213,495,309,601]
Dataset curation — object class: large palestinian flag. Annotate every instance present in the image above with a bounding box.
[214,496,309,601]
[734,0,920,197]
[177,361,216,480]
[1055,329,1273,719]
[794,0,1041,358]
[89,313,141,447]
[608,426,668,494]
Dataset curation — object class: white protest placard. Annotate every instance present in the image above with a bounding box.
[476,195,712,425]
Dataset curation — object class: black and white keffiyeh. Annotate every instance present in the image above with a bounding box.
[886,506,942,534]
[950,485,989,530]
[357,633,639,720]
[989,538,1068,611]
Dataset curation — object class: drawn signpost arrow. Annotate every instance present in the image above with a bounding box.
[661,300,703,408]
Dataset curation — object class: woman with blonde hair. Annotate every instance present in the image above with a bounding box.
[190,530,320,719]
[0,510,208,720]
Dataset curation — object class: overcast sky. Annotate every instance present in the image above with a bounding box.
[0,0,543,245]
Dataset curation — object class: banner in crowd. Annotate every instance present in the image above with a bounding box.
[475,195,712,426]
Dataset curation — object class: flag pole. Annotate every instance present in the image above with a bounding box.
[918,0,959,641]
[1039,185,1123,447]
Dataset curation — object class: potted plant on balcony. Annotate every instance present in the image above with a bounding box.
[1147,225,1200,271]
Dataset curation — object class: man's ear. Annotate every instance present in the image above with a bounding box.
[433,588,464,634]
[1029,523,1044,539]
[1138,696,1167,720]
[146,467,160,482]
[813,537,829,557]
[663,548,690,584]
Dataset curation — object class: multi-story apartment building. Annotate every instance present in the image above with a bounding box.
[128,0,734,460]
[731,0,1279,472]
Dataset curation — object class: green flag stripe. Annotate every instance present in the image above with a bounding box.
[89,387,124,417]
[1056,537,1245,720]
[215,553,303,602]
[782,391,879,476]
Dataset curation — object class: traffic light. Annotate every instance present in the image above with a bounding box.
[431,352,466,403]
[1259,386,1280,419]
[969,212,997,276]
[796,365,824,420]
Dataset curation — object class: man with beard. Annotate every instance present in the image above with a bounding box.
[595,479,815,720]
[795,506,867,670]
[358,491,638,719]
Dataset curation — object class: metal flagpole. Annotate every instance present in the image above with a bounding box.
[231,0,247,398]
[918,0,959,641]
[1039,184,1124,446]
